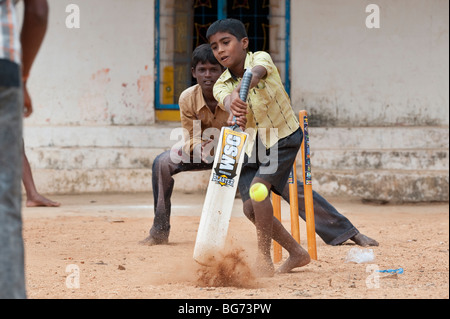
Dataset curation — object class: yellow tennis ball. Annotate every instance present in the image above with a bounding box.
[249,183,268,202]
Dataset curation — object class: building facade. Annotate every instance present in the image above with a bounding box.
[21,0,449,202]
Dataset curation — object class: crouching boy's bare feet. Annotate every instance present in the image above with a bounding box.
[351,233,379,247]
[139,235,168,246]
[276,246,311,274]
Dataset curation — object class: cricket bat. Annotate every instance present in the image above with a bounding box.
[193,69,253,265]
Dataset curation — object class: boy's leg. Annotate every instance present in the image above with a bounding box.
[241,129,310,275]
[282,181,357,244]
[248,178,274,275]
[145,150,177,244]
[142,150,212,245]
[244,181,310,276]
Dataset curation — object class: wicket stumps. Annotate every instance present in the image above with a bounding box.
[272,110,318,262]
[299,110,317,260]
[272,165,300,263]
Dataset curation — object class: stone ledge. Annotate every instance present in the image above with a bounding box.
[23,125,449,202]
[24,125,449,149]
[313,169,449,203]
[26,146,448,171]
[28,168,448,203]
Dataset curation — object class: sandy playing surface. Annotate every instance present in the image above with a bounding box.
[22,192,449,299]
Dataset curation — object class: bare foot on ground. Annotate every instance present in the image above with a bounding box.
[350,233,379,246]
[276,246,311,274]
[26,194,61,207]
[138,235,168,246]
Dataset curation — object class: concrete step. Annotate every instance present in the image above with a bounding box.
[23,125,449,202]
[313,169,449,203]
[29,168,210,194]
[29,167,448,203]
[25,146,449,172]
[25,147,164,170]
[24,124,180,148]
[310,149,449,171]
[24,125,449,149]
[310,126,449,150]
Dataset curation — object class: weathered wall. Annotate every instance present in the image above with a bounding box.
[290,0,449,127]
[19,0,448,202]
[20,0,155,127]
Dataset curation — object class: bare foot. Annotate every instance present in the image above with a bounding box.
[276,246,311,274]
[26,194,61,207]
[351,233,379,247]
[254,255,275,277]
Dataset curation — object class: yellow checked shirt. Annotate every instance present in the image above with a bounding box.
[213,51,299,155]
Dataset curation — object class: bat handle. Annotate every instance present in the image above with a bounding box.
[233,70,253,129]
[239,69,253,102]
[231,116,240,131]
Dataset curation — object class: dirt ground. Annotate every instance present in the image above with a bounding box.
[22,192,449,300]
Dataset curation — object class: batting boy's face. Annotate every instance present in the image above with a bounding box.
[209,32,248,73]
[192,61,223,92]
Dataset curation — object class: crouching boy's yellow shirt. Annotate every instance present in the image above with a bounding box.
[213,51,299,155]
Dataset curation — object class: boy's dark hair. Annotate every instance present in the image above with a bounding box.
[192,43,221,69]
[206,18,248,42]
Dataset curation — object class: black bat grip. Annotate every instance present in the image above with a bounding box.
[233,70,253,126]
[239,69,253,102]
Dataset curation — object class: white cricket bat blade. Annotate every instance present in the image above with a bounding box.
[193,126,248,265]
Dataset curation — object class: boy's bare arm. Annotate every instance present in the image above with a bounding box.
[224,89,247,129]
[249,65,267,89]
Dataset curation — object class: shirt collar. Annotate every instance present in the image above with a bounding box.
[194,84,208,113]
[221,52,253,82]
[194,84,226,113]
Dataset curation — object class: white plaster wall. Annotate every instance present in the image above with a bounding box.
[14,0,448,201]
[22,0,449,128]
[290,0,449,126]
[20,0,155,127]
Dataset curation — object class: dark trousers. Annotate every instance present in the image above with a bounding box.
[150,149,359,245]
[150,150,212,240]
[280,181,358,245]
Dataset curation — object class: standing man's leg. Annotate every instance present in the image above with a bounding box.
[0,85,26,299]
[22,143,61,207]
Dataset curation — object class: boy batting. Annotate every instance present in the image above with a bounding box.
[144,43,377,251]
[207,18,311,276]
